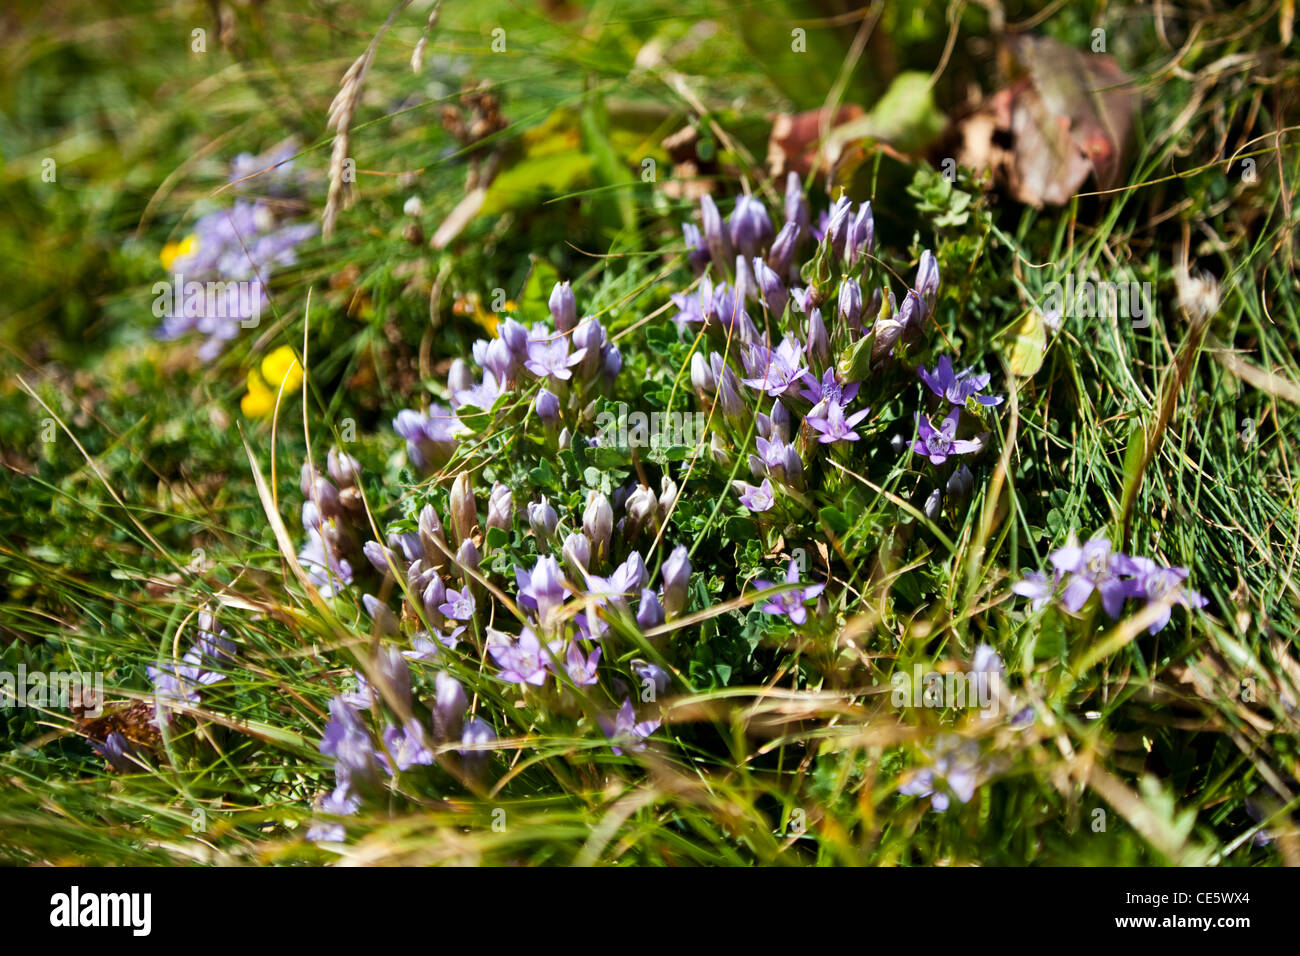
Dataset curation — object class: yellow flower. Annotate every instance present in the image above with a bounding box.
[261,346,303,393]
[241,347,303,418]
[240,370,274,418]
[160,234,199,272]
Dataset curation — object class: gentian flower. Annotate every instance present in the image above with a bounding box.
[147,614,236,715]
[382,719,435,771]
[524,334,586,381]
[1049,537,1129,618]
[458,717,497,778]
[741,335,808,396]
[636,589,665,631]
[454,370,508,411]
[439,586,476,622]
[753,558,825,626]
[487,627,560,686]
[393,405,461,471]
[807,401,871,444]
[661,545,691,619]
[769,220,800,276]
[1011,570,1055,611]
[898,734,982,812]
[94,731,135,773]
[534,387,560,425]
[560,641,601,687]
[911,407,982,465]
[837,277,862,329]
[598,698,661,755]
[729,194,775,258]
[682,222,710,274]
[918,355,1003,407]
[752,256,788,318]
[515,555,567,625]
[1113,556,1208,633]
[549,280,577,333]
[433,671,468,741]
[738,477,775,512]
[799,367,858,407]
[783,171,810,232]
[633,661,671,699]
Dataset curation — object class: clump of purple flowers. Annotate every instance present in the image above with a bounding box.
[898,734,986,812]
[308,655,487,843]
[1011,536,1208,634]
[157,143,316,360]
[146,609,236,724]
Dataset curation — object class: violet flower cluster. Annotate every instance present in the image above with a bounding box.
[308,653,494,842]
[297,449,371,598]
[675,177,968,520]
[1011,536,1208,634]
[157,143,316,360]
[394,279,623,476]
[146,609,236,725]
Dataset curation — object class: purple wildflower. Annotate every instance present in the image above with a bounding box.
[1050,537,1129,618]
[515,555,567,626]
[741,335,808,396]
[808,401,870,444]
[738,477,775,512]
[524,335,586,381]
[487,627,560,686]
[753,559,825,626]
[561,641,601,687]
[1114,555,1208,633]
[597,698,661,755]
[911,407,982,465]
[898,734,982,812]
[918,355,1003,407]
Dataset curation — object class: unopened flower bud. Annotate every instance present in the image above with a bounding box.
[458,716,496,780]
[312,476,341,520]
[527,496,558,539]
[924,487,943,521]
[658,475,678,519]
[848,202,874,268]
[562,531,590,581]
[770,401,791,444]
[433,671,468,742]
[625,484,657,537]
[691,351,715,395]
[946,464,974,500]
[838,277,863,330]
[549,280,577,334]
[583,491,613,563]
[784,171,810,232]
[448,358,474,395]
[710,431,733,469]
[636,588,665,631]
[486,482,513,533]
[418,504,449,568]
[700,193,733,275]
[753,256,788,319]
[535,387,560,426]
[661,545,691,619]
[456,539,481,581]
[806,307,830,367]
[328,449,361,488]
[768,221,800,278]
[729,194,774,259]
[449,473,477,545]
